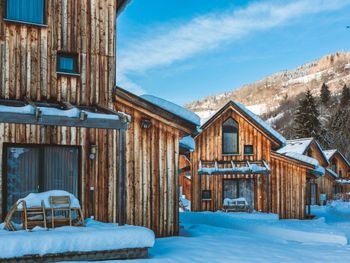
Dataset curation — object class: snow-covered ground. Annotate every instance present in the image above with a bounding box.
[0,219,154,259]
[110,201,350,263]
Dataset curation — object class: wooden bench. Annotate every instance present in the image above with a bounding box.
[223,199,251,212]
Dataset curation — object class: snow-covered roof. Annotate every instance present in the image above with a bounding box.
[336,179,350,185]
[279,152,325,176]
[323,149,350,168]
[200,101,286,146]
[198,163,270,175]
[179,135,195,152]
[324,149,337,160]
[277,138,329,166]
[326,168,338,178]
[141,95,200,126]
[277,138,313,155]
[234,102,286,145]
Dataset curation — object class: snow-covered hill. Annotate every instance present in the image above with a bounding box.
[186,52,350,118]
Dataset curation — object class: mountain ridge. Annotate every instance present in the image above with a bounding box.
[186,52,350,120]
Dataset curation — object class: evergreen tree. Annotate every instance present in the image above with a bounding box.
[320,83,330,105]
[340,84,350,107]
[294,89,321,139]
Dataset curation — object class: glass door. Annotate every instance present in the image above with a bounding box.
[4,145,79,219]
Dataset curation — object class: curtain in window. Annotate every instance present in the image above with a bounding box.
[7,0,44,24]
[43,147,79,197]
[4,146,79,219]
[222,118,238,154]
[6,147,40,219]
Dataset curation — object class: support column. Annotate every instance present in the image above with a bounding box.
[117,129,127,226]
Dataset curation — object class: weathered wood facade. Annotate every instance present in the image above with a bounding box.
[115,88,198,237]
[320,150,350,199]
[190,101,316,219]
[0,0,130,226]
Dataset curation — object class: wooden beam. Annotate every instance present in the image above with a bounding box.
[117,129,127,226]
[0,113,128,130]
[24,96,41,120]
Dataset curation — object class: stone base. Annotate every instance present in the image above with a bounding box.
[0,247,148,263]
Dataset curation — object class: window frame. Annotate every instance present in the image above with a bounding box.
[222,118,239,155]
[201,190,212,201]
[2,143,82,221]
[4,0,47,27]
[244,145,254,156]
[56,52,80,76]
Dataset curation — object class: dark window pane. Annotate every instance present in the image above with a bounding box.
[222,118,239,154]
[43,147,79,197]
[6,0,44,24]
[244,145,253,155]
[202,190,212,200]
[6,147,40,222]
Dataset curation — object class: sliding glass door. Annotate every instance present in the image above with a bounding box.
[4,145,79,217]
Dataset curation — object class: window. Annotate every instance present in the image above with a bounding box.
[3,145,79,221]
[331,160,337,172]
[57,53,79,75]
[201,190,212,200]
[222,118,239,154]
[244,145,254,155]
[339,170,342,178]
[5,0,45,25]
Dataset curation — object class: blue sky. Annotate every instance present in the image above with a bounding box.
[116,0,350,106]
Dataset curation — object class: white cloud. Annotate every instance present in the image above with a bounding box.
[117,0,350,92]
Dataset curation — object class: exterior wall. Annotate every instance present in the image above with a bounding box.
[317,173,335,202]
[179,155,191,200]
[116,101,184,237]
[191,107,272,212]
[0,0,117,107]
[270,154,307,219]
[0,123,120,222]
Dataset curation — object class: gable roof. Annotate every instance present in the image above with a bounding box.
[116,0,130,15]
[277,137,329,166]
[114,87,199,134]
[200,101,286,147]
[324,149,350,168]
[140,95,200,126]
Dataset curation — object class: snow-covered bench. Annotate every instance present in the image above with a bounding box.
[223,198,251,212]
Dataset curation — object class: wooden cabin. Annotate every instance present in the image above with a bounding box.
[0,0,131,226]
[277,138,329,206]
[114,87,200,237]
[191,101,321,219]
[323,149,350,197]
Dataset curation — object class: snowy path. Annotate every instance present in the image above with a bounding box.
[67,203,350,263]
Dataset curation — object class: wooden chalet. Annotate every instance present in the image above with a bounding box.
[0,0,131,229]
[190,101,323,219]
[323,149,350,197]
[277,138,329,207]
[114,87,200,237]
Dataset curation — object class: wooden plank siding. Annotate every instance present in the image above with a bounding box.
[190,104,313,219]
[116,100,187,237]
[270,153,309,219]
[191,106,272,212]
[0,123,120,223]
[0,1,131,226]
[0,0,117,107]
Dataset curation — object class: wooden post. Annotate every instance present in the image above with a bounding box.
[117,129,127,226]
[265,173,269,213]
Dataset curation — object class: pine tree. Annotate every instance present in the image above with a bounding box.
[340,84,350,107]
[320,83,330,105]
[294,89,321,138]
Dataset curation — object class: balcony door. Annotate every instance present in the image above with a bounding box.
[3,144,79,219]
